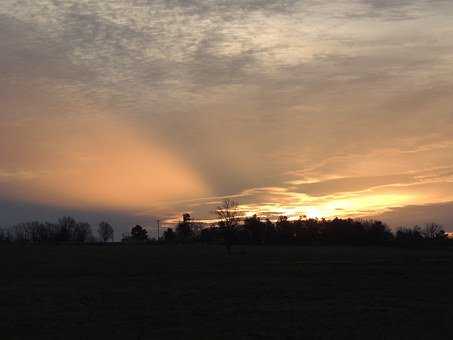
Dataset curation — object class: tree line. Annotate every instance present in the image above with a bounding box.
[124,200,451,251]
[166,214,449,246]
[1,200,450,248]
[0,217,114,244]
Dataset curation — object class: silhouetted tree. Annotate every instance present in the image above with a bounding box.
[215,199,240,254]
[73,222,92,242]
[262,218,276,243]
[57,216,78,242]
[292,217,316,244]
[243,214,266,244]
[396,226,423,245]
[200,225,222,244]
[176,213,194,242]
[131,225,148,242]
[98,222,114,242]
[0,228,6,243]
[361,220,393,244]
[276,216,295,243]
[12,223,29,243]
[163,228,176,242]
[28,222,48,243]
[421,223,447,241]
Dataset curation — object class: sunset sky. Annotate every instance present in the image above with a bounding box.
[2,0,453,235]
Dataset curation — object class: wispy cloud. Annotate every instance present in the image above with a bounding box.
[1,0,453,229]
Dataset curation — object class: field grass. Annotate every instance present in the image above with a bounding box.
[1,244,453,339]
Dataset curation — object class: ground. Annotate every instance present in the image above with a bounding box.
[1,244,453,339]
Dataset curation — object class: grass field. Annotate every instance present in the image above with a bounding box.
[1,244,453,339]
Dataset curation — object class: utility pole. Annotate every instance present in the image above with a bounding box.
[157,219,160,240]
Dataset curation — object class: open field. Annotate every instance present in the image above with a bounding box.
[1,245,453,339]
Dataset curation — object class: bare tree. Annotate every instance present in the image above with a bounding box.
[58,216,78,242]
[422,223,446,240]
[215,199,240,254]
[98,221,114,242]
[74,222,93,243]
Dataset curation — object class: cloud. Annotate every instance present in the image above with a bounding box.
[1,0,453,229]
[160,165,453,224]
[376,201,453,229]
[0,109,208,211]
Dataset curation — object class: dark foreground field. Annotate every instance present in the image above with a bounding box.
[1,245,453,339]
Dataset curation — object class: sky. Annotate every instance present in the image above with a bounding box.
[1,0,453,235]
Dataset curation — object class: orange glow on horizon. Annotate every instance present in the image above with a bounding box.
[235,193,416,221]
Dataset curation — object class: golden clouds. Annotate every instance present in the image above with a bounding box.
[0,115,208,211]
[2,0,453,228]
[236,190,416,221]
